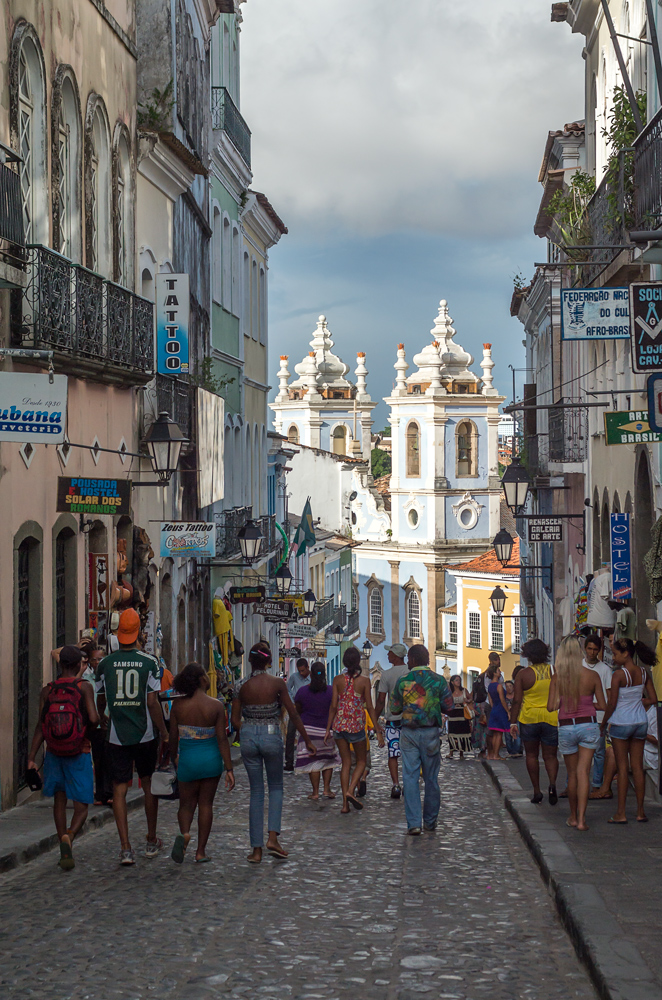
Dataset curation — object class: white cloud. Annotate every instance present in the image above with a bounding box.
[240,0,584,238]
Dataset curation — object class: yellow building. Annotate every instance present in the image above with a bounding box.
[447,539,521,689]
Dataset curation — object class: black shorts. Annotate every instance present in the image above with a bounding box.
[107,739,159,785]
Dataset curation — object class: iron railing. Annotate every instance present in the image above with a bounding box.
[314,597,335,631]
[548,398,587,463]
[335,604,347,628]
[215,505,253,559]
[0,158,24,248]
[156,374,193,440]
[211,87,251,168]
[13,245,154,378]
[581,171,627,283]
[346,608,359,637]
[634,106,662,230]
[257,514,277,554]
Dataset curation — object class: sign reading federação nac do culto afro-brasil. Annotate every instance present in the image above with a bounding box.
[57,477,131,515]
[561,287,629,340]
[630,282,662,372]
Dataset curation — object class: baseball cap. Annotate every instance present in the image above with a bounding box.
[385,643,408,658]
[117,608,141,644]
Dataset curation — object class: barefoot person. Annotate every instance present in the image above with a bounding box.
[294,661,340,800]
[547,636,605,832]
[168,663,235,864]
[509,638,559,805]
[232,645,316,863]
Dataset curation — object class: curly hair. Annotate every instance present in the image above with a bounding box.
[248,644,272,671]
[172,662,207,697]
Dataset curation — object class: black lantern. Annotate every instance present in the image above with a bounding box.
[238,519,263,563]
[274,563,293,594]
[493,528,515,567]
[362,639,373,659]
[490,586,507,615]
[332,624,345,645]
[145,411,187,483]
[303,589,316,615]
[501,456,531,513]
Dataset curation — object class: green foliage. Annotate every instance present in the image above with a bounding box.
[548,171,595,253]
[380,426,391,437]
[190,357,236,397]
[512,271,526,293]
[137,80,175,131]
[371,447,391,479]
[602,85,646,229]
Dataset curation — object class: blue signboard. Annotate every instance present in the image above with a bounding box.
[647,373,662,432]
[159,522,215,558]
[561,287,629,340]
[156,273,190,375]
[610,512,632,600]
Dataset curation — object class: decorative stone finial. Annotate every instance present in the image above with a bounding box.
[426,341,445,396]
[355,352,370,401]
[481,342,497,395]
[394,344,408,395]
[276,355,290,400]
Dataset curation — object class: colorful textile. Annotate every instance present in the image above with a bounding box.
[390,666,454,728]
[384,722,401,759]
[335,676,365,732]
[295,725,340,773]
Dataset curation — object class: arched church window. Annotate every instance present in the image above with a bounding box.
[405,421,420,477]
[407,590,421,640]
[287,424,299,445]
[369,588,383,635]
[332,425,347,456]
[456,420,477,477]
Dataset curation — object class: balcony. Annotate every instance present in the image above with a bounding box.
[0,149,27,287]
[12,245,154,384]
[211,87,251,169]
[548,398,587,463]
[634,106,662,231]
[581,172,627,284]
[346,608,359,637]
[215,505,253,559]
[314,597,335,631]
[156,374,193,440]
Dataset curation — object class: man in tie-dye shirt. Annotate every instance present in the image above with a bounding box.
[390,645,453,836]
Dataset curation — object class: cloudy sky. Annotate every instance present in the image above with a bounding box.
[240,0,585,427]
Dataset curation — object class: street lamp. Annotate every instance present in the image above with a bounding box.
[332,624,345,645]
[303,589,317,615]
[274,563,293,594]
[362,639,373,659]
[490,586,507,615]
[145,411,187,484]
[493,528,514,567]
[500,456,531,514]
[238,519,263,563]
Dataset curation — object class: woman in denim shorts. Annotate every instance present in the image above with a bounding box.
[601,638,658,824]
[547,636,606,832]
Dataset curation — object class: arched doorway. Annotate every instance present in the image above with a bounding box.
[634,450,655,641]
[14,526,43,790]
[188,588,196,662]
[160,571,173,668]
[332,425,347,456]
[592,488,601,571]
[54,526,77,647]
[177,591,186,672]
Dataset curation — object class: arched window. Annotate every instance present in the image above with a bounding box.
[405,421,420,477]
[259,265,267,345]
[113,127,132,287]
[86,98,111,276]
[212,206,222,304]
[222,215,231,305]
[456,420,477,476]
[251,257,258,340]
[232,224,240,316]
[54,71,81,261]
[15,31,47,247]
[287,424,299,445]
[332,425,347,456]
[243,250,250,336]
[370,588,383,635]
[407,590,421,640]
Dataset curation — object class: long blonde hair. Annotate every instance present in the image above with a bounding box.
[552,636,584,712]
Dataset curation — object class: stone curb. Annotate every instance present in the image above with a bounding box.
[483,759,662,1000]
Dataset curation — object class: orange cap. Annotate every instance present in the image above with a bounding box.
[117,608,140,644]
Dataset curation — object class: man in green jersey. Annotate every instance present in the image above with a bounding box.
[96,608,169,865]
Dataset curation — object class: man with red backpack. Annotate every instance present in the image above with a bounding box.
[28,645,99,871]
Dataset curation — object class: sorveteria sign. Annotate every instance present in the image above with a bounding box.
[57,477,131,515]
[0,373,68,443]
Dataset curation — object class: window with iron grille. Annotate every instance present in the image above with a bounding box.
[407,590,421,639]
[513,615,521,654]
[468,611,481,648]
[490,614,504,652]
[448,619,458,646]
[369,588,383,635]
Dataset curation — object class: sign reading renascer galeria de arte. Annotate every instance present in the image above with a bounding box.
[57,477,131,515]
[0,372,68,443]
[159,522,215,558]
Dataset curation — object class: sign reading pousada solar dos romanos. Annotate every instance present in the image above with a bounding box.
[57,478,131,515]
[561,288,629,340]
[630,282,662,372]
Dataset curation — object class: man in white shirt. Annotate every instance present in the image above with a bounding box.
[375,644,409,800]
[583,634,612,790]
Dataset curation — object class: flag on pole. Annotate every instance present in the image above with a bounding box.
[293,497,316,557]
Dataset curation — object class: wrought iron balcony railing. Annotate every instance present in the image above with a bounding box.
[156,374,193,440]
[12,245,154,383]
[548,398,587,463]
[215,505,253,559]
[346,608,359,637]
[211,87,251,168]
[314,597,335,631]
[0,157,24,250]
[634,106,662,231]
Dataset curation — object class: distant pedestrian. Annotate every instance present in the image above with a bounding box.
[582,634,612,792]
[232,645,316,863]
[294,661,340,800]
[374,643,409,797]
[504,678,522,757]
[168,663,235,864]
[390,644,454,835]
[95,608,169,865]
[80,644,113,805]
[601,637,657,824]
[285,658,310,772]
[487,664,510,760]
[325,647,384,814]
[446,675,473,759]
[509,638,559,805]
[472,654,498,757]
[28,646,99,871]
[547,636,605,832]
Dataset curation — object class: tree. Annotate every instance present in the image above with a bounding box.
[371,448,391,478]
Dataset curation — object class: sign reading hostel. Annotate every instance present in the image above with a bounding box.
[57,477,131,515]
[156,273,190,375]
[610,512,632,600]
[528,517,563,543]
[0,372,68,443]
[561,287,629,341]
[603,410,662,445]
[630,282,662,372]
[159,522,215,558]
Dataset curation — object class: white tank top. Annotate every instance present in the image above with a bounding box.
[610,666,647,726]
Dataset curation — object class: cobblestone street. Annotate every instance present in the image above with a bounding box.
[0,752,597,1000]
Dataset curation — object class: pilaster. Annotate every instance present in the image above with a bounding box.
[389,560,400,644]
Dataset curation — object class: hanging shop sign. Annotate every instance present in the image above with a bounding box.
[88,553,109,611]
[197,387,224,507]
[229,586,266,605]
[57,477,132,515]
[630,282,662,372]
[285,623,319,638]
[647,373,662,432]
[527,517,563,543]
[610,512,632,600]
[603,410,662,445]
[159,521,216,558]
[0,372,68,443]
[561,287,629,340]
[255,600,297,622]
[279,594,305,613]
[280,646,302,659]
[156,273,190,375]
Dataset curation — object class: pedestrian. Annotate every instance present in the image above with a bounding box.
[27,645,99,871]
[390,644,454,835]
[231,645,316,863]
[445,675,473,759]
[81,643,113,805]
[294,661,340,800]
[285,657,310,772]
[547,636,606,832]
[509,638,559,805]
[601,637,658,824]
[374,643,409,797]
[168,663,235,864]
[487,664,510,760]
[504,677,523,757]
[472,654,498,757]
[95,608,169,865]
[582,633,613,793]
[325,646,384,814]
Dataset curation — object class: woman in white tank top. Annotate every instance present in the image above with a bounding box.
[601,637,657,824]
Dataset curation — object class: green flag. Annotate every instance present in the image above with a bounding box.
[293,498,316,557]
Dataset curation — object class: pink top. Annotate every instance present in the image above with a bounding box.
[558,692,597,720]
[334,676,365,733]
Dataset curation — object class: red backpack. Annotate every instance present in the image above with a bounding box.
[41,679,88,756]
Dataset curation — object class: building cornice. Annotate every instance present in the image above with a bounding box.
[86,0,137,57]
[211,133,252,193]
[241,191,287,250]
[244,377,271,392]
[138,132,196,201]
[212,347,243,369]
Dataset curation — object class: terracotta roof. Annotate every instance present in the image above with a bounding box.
[253,191,288,235]
[450,537,520,576]
[440,604,457,615]
[372,474,392,511]
[500,499,517,535]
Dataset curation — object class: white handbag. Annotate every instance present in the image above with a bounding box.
[151,766,178,799]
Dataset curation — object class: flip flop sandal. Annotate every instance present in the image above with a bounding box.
[195,856,213,863]
[347,794,364,811]
[608,817,628,824]
[267,845,289,859]
[59,838,75,871]
[171,834,188,864]
[637,817,649,823]
[247,854,262,864]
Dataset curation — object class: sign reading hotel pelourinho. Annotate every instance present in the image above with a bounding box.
[603,410,662,445]
[255,600,297,622]
[561,287,629,340]
[630,282,662,372]
[156,273,190,375]
[0,372,68,443]
[159,522,216,558]
[57,477,131,515]
[610,512,632,600]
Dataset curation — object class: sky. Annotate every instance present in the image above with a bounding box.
[239,0,585,429]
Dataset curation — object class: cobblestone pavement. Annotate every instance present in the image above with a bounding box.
[0,750,597,1000]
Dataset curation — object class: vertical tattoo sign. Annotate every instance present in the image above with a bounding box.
[156,274,190,375]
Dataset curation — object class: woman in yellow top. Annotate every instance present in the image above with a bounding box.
[509,638,559,805]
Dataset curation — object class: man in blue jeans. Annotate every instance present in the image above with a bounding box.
[390,644,454,835]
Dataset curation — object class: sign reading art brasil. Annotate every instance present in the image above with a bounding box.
[57,477,131,515]
[603,410,662,445]
[159,522,215,558]
[561,288,629,341]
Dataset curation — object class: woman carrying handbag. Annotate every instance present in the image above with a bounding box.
[446,675,473,759]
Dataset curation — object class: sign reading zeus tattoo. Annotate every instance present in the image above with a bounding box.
[527,517,563,543]
[156,273,190,375]
[630,282,662,372]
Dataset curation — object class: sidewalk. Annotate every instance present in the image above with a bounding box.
[484,755,662,1000]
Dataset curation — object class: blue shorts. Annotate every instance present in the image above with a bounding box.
[384,722,401,759]
[558,721,601,755]
[334,730,366,745]
[43,751,94,804]
[519,722,559,747]
[609,722,647,741]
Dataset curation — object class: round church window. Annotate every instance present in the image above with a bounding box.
[408,509,419,527]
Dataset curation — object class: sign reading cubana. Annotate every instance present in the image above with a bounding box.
[159,521,216,558]
[156,273,190,375]
[561,287,629,340]
[0,373,68,443]
[57,477,131,515]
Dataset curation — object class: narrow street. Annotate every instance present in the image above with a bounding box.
[0,755,596,1000]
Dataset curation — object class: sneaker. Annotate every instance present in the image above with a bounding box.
[408,827,422,836]
[390,785,402,799]
[284,764,294,773]
[119,849,136,866]
[423,822,437,832]
[145,838,163,859]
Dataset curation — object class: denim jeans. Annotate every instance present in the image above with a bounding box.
[240,726,284,848]
[591,731,606,787]
[400,726,441,830]
[505,728,522,756]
